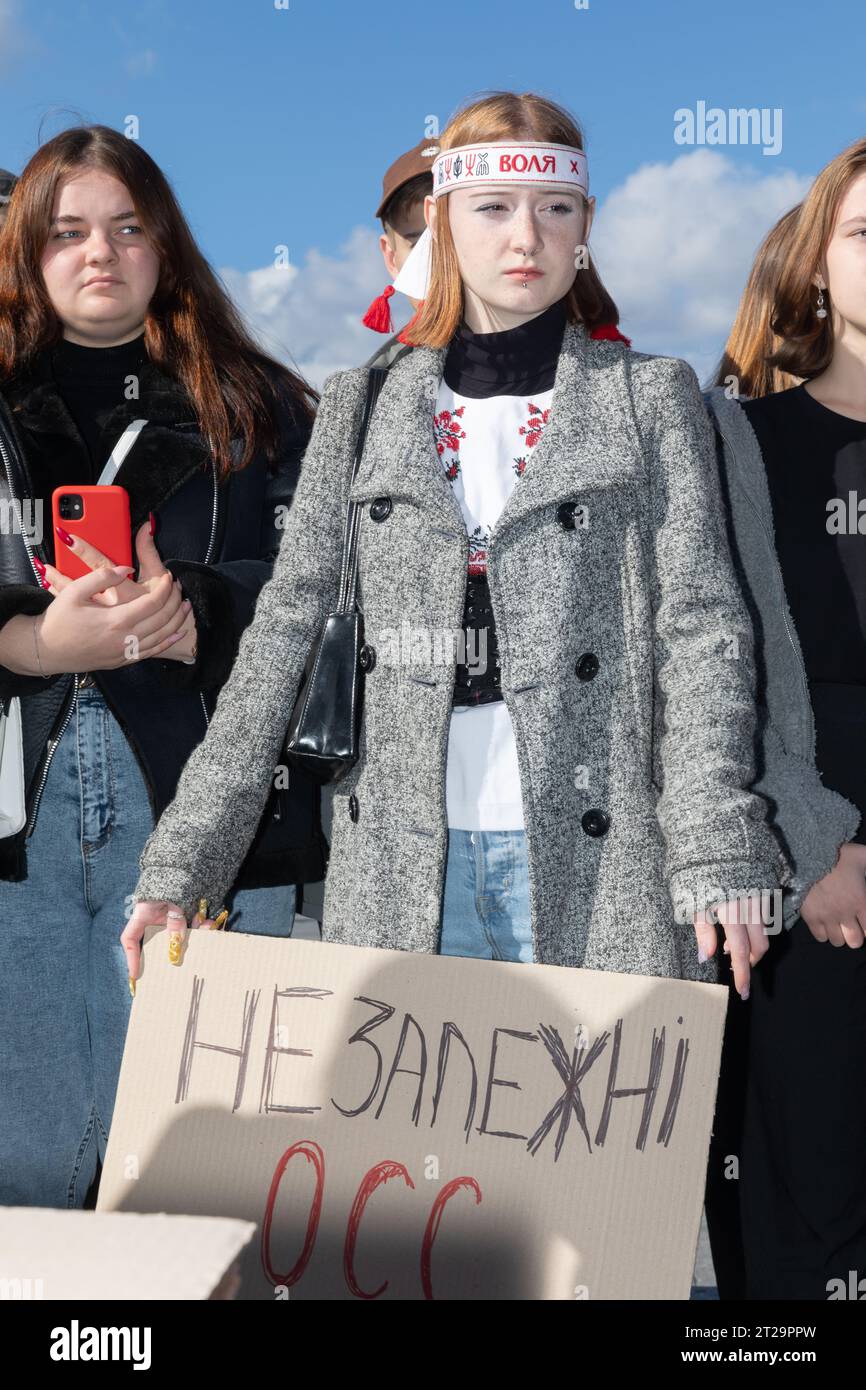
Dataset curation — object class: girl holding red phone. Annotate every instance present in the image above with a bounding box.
[0,125,328,1208]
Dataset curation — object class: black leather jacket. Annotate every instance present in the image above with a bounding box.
[0,350,329,891]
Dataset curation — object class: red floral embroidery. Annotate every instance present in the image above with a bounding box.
[513,401,550,477]
[433,405,466,480]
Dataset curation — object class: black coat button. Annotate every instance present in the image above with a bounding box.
[557,500,579,530]
[581,808,610,837]
[369,496,392,522]
[576,652,599,681]
[348,794,359,822]
[359,643,376,672]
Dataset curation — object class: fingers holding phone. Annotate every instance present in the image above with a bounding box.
[35,496,195,671]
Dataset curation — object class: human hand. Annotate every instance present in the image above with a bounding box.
[799,841,866,948]
[36,520,196,670]
[693,893,770,999]
[121,896,229,988]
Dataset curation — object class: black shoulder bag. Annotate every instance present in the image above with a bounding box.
[283,365,388,784]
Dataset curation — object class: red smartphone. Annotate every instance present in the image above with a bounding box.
[51,485,133,581]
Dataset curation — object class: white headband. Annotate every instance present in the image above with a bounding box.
[431,141,588,199]
[392,140,589,301]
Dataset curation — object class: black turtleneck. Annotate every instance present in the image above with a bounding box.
[49,331,150,478]
[443,294,568,399]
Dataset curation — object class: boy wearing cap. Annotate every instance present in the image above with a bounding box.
[361,137,437,369]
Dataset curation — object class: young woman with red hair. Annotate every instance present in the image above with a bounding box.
[126,92,783,1111]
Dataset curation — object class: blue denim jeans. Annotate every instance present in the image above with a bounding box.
[0,684,297,1208]
[438,828,534,963]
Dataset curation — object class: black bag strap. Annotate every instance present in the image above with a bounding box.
[337,365,388,614]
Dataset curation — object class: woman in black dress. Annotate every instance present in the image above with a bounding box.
[705,137,866,1299]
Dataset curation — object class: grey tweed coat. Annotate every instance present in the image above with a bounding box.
[132,322,788,981]
[705,387,860,926]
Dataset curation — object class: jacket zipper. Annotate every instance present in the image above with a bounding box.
[25,687,77,836]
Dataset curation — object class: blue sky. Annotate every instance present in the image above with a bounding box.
[1,0,863,384]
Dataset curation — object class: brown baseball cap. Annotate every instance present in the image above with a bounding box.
[0,168,18,204]
[374,136,440,220]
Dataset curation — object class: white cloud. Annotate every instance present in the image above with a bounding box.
[591,149,813,383]
[219,224,404,391]
[219,149,814,392]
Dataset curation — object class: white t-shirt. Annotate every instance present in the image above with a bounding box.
[433,378,555,831]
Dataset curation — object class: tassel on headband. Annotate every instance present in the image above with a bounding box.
[362,283,396,333]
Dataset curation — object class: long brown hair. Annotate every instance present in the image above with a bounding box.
[404,92,619,348]
[766,137,866,382]
[711,205,802,398]
[0,125,317,477]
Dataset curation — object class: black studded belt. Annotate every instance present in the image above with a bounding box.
[452,570,503,708]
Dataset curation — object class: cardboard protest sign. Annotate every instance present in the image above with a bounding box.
[0,1208,256,1300]
[98,930,726,1300]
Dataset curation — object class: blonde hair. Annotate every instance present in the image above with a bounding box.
[404,91,619,348]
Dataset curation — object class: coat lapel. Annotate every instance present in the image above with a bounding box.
[3,354,212,534]
[349,320,644,539]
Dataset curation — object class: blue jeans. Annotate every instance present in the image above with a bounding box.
[438,828,534,963]
[0,684,297,1208]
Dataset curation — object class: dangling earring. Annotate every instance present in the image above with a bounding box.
[816,286,828,319]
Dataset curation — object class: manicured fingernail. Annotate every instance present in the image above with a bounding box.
[55,524,74,546]
[128,975,136,997]
[198,897,208,920]
[739,987,750,1001]
[212,909,229,930]
[168,931,183,965]
[149,511,156,536]
[33,556,46,577]
[697,948,707,963]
